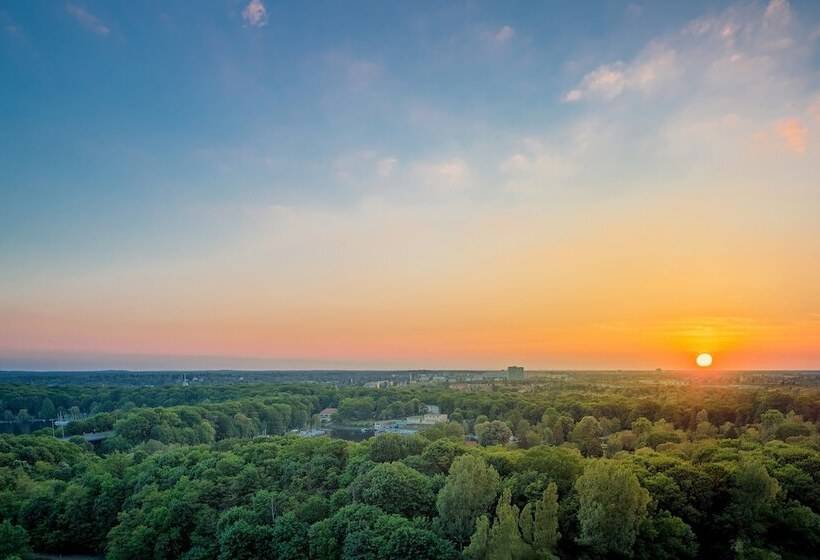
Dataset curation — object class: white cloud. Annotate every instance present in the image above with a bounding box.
[563,89,583,102]
[242,0,268,28]
[564,64,626,101]
[564,0,804,104]
[564,46,677,102]
[65,3,109,36]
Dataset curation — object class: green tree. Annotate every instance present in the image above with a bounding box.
[575,460,650,557]
[0,521,30,559]
[368,433,411,462]
[570,416,603,457]
[728,460,780,540]
[634,511,698,560]
[353,462,435,518]
[337,397,376,421]
[476,421,513,446]
[380,524,458,560]
[519,482,560,558]
[421,438,465,474]
[487,489,529,560]
[464,515,490,560]
[38,397,57,419]
[551,415,574,444]
[437,455,501,546]
[218,520,277,560]
[760,409,785,441]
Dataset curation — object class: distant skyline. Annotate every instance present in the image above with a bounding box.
[2,1,819,371]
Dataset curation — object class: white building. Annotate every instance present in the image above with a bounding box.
[318,408,337,424]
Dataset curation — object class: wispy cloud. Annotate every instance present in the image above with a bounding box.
[563,45,677,102]
[564,0,805,104]
[479,24,516,48]
[242,0,268,28]
[65,3,109,36]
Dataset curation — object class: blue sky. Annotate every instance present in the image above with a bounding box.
[2,1,819,370]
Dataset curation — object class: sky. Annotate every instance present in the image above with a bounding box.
[1,0,819,371]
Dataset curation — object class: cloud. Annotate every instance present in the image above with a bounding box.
[242,0,268,28]
[412,159,471,192]
[776,118,808,154]
[65,3,109,36]
[764,0,791,26]
[479,25,516,48]
[494,25,515,43]
[564,64,626,102]
[564,0,806,104]
[564,45,677,102]
[498,138,577,194]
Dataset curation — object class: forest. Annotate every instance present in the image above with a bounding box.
[1,374,819,560]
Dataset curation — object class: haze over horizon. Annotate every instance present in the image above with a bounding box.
[2,0,820,372]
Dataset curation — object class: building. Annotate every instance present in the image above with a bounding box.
[507,366,525,381]
[364,380,391,389]
[318,407,337,424]
[405,413,449,426]
[422,404,440,414]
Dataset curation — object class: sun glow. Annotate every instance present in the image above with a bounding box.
[696,353,713,368]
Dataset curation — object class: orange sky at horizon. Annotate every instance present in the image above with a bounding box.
[1,0,819,371]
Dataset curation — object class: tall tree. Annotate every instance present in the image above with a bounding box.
[436,455,501,546]
[519,482,560,558]
[487,489,528,560]
[464,516,490,560]
[575,460,650,557]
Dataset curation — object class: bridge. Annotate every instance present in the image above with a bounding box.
[61,431,114,443]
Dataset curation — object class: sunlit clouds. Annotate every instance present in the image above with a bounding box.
[242,0,267,28]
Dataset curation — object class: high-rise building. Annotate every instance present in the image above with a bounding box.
[507,366,525,380]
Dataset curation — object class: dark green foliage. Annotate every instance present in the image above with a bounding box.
[352,461,435,518]
[436,454,501,545]
[0,379,818,560]
[575,460,651,556]
[475,420,513,446]
[0,520,30,559]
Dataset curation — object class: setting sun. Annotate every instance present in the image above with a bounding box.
[696,353,713,368]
